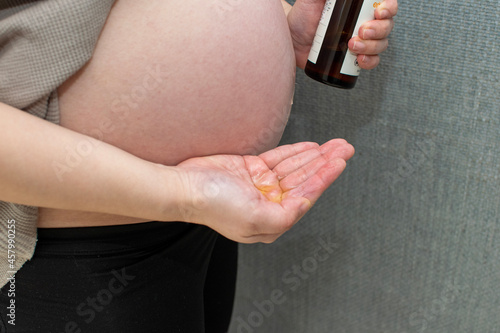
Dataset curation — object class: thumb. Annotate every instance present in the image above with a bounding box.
[281,196,313,223]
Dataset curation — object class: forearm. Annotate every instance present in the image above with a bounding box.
[0,102,183,221]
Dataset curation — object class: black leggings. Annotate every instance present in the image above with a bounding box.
[0,222,238,333]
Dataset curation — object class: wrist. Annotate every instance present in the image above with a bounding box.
[149,163,191,222]
[167,166,214,225]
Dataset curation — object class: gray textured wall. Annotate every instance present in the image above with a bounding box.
[229,0,499,332]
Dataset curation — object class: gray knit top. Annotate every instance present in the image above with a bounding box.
[0,0,115,286]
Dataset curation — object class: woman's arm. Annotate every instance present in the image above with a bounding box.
[0,101,183,221]
[1,102,354,243]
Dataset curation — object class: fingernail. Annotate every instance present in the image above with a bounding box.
[379,9,390,19]
[362,28,375,39]
[352,41,365,53]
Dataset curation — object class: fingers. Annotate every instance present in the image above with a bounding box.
[259,141,319,170]
[349,37,389,56]
[279,155,328,191]
[273,140,346,180]
[248,139,352,205]
[241,153,349,242]
[350,18,393,56]
[356,54,380,70]
[359,18,395,40]
[276,139,353,189]
[282,157,347,199]
[237,139,354,244]
[375,0,398,20]
[357,0,397,44]
[348,0,396,66]
[272,139,353,178]
[239,231,287,244]
[318,138,355,159]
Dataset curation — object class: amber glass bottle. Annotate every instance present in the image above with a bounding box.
[305,0,378,89]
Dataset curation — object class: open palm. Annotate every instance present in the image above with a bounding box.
[176,139,354,243]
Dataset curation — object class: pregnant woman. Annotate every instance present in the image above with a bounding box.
[0,0,397,331]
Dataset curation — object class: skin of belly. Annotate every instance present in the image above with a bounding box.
[58,0,296,165]
[39,0,297,226]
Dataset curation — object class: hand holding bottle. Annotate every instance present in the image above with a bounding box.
[285,0,398,70]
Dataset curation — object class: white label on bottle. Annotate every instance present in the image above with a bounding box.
[307,0,337,64]
[340,0,376,76]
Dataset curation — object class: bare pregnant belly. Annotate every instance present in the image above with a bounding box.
[38,0,296,227]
